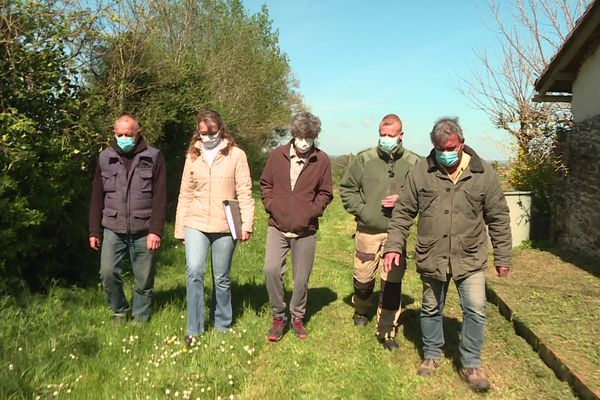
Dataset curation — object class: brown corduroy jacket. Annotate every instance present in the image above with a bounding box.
[260,141,333,235]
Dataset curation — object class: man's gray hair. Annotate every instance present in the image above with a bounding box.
[290,112,321,138]
[430,117,464,145]
[116,114,140,131]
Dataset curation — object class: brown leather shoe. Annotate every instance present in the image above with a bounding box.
[459,367,491,392]
[416,358,440,376]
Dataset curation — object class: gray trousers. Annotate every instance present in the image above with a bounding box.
[263,226,317,320]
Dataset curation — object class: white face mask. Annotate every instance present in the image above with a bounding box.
[200,133,221,149]
[294,137,314,154]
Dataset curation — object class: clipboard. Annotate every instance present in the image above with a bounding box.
[223,199,242,240]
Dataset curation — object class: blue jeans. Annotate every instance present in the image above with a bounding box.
[185,228,236,336]
[420,271,486,368]
[100,229,156,321]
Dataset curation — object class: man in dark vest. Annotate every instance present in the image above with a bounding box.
[89,114,167,324]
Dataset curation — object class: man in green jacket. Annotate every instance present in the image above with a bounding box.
[340,114,420,351]
[383,117,511,392]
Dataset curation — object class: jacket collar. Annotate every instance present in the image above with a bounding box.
[426,145,484,173]
[110,135,147,157]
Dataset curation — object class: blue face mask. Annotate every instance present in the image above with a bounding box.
[116,136,136,153]
[435,150,460,167]
[378,136,399,153]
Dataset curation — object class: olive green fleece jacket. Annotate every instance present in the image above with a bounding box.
[383,146,512,282]
[340,145,420,233]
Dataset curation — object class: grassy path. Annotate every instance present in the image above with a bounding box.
[0,195,576,399]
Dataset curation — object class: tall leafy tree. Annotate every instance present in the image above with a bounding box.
[460,0,591,235]
[0,0,102,291]
[88,0,301,209]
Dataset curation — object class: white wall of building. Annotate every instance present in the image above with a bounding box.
[572,46,600,122]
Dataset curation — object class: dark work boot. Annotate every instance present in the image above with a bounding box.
[353,313,368,327]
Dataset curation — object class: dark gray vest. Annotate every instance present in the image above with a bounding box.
[98,145,160,234]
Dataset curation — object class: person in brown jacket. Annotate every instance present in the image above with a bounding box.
[383,117,511,392]
[175,110,254,345]
[260,112,333,341]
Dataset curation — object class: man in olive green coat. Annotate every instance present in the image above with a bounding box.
[383,117,511,392]
[340,114,420,351]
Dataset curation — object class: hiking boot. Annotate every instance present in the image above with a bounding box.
[291,318,308,339]
[416,358,440,376]
[267,317,286,342]
[353,313,368,327]
[460,367,490,392]
[380,337,399,351]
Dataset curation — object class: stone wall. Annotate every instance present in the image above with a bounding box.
[553,113,600,259]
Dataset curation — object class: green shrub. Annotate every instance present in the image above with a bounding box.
[0,0,101,292]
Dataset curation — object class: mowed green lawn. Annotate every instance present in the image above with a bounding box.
[1,193,576,399]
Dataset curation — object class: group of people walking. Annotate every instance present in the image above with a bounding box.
[89,110,512,392]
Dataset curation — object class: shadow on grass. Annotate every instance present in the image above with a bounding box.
[401,308,463,370]
[541,246,600,279]
[152,282,336,326]
[341,292,416,322]
[304,287,338,323]
[153,280,270,319]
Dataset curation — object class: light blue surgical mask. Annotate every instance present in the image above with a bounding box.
[435,150,460,167]
[378,136,399,153]
[116,136,136,153]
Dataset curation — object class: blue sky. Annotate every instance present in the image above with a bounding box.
[243,1,514,160]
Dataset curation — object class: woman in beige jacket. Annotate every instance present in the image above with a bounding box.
[175,110,254,343]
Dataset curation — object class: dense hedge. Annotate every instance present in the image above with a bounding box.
[0,0,297,293]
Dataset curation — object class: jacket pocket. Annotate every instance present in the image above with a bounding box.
[132,210,152,221]
[417,189,439,217]
[139,169,153,192]
[101,207,118,227]
[355,250,376,263]
[460,235,487,272]
[103,208,118,218]
[415,235,438,274]
[354,249,378,282]
[463,190,485,220]
[101,171,117,192]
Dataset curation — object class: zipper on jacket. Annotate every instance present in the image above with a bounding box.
[125,156,140,235]
[125,159,133,234]
[289,153,312,232]
[205,149,221,225]
[207,162,212,222]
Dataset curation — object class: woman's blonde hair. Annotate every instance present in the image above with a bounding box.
[187,110,236,160]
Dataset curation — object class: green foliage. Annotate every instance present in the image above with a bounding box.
[0,200,578,399]
[0,0,102,292]
[0,0,297,291]
[506,148,555,240]
[330,154,353,185]
[88,0,299,213]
